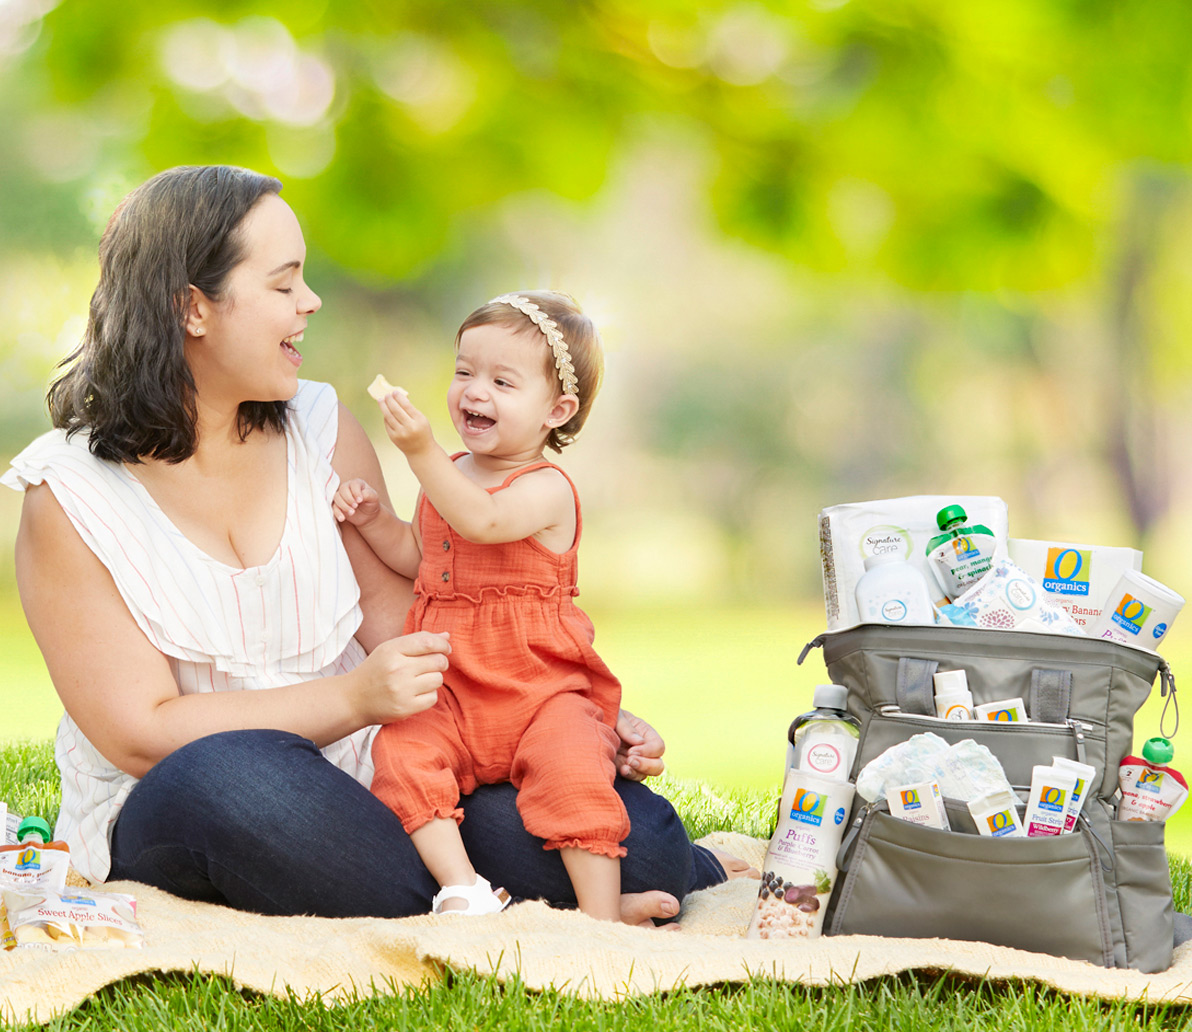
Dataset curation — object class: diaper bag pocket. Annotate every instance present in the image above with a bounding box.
[829,801,1114,967]
[1109,818,1174,973]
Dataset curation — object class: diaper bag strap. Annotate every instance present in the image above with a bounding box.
[895,657,939,715]
[1029,668,1073,724]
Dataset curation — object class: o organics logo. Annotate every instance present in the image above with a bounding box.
[990,708,1015,721]
[789,788,826,826]
[951,536,979,561]
[1040,785,1066,811]
[900,789,921,809]
[1139,769,1164,793]
[14,847,41,870]
[1043,547,1091,597]
[1111,594,1151,636]
[987,811,1013,834]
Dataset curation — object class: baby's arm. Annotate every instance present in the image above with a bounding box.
[333,478,422,579]
[379,390,572,545]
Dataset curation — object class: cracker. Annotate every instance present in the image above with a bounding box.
[367,374,406,402]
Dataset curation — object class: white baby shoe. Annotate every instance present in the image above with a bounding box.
[432,874,512,916]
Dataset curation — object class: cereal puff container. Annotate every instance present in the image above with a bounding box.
[746,769,855,940]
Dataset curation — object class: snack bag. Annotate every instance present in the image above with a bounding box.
[2,889,143,950]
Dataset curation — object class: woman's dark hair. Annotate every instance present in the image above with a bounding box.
[48,165,286,463]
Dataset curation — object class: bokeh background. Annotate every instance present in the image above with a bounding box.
[1,0,1190,837]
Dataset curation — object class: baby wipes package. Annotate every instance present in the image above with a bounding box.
[819,495,1009,630]
[1008,539,1143,631]
[938,559,1085,636]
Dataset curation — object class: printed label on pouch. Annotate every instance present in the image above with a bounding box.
[14,847,41,871]
[951,536,980,561]
[1138,769,1165,794]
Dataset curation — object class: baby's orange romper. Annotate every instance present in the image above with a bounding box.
[370,459,630,858]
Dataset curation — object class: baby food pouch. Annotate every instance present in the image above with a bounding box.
[0,816,70,950]
[1118,738,1189,821]
[925,504,999,603]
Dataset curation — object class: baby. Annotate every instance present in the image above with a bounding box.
[334,291,628,919]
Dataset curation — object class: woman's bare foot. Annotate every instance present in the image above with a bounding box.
[619,890,681,929]
[708,847,761,880]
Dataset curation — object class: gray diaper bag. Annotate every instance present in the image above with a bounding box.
[797,623,1180,973]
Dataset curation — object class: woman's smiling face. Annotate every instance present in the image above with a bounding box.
[188,193,322,405]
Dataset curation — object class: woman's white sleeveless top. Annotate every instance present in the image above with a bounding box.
[1,380,377,883]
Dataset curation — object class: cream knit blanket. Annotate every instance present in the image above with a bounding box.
[3,833,1191,1025]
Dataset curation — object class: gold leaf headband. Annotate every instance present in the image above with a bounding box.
[489,294,579,397]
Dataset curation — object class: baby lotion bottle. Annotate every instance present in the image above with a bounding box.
[925,504,998,603]
[854,553,936,626]
[786,684,861,783]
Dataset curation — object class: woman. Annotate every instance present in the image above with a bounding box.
[3,165,739,922]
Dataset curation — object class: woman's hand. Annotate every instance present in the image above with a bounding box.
[348,631,452,726]
[614,708,665,781]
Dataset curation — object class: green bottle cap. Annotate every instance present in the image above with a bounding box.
[936,504,968,530]
[1142,737,1175,766]
[17,816,51,843]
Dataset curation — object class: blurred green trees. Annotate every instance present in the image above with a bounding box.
[2,0,1191,599]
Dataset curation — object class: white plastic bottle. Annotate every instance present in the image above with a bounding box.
[854,553,935,626]
[932,669,973,720]
[786,684,861,782]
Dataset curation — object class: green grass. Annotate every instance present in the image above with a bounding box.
[6,741,1192,1029]
[19,970,1192,1032]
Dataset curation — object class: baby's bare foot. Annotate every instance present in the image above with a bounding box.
[619,890,681,930]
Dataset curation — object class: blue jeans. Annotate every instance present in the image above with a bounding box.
[108,729,727,917]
